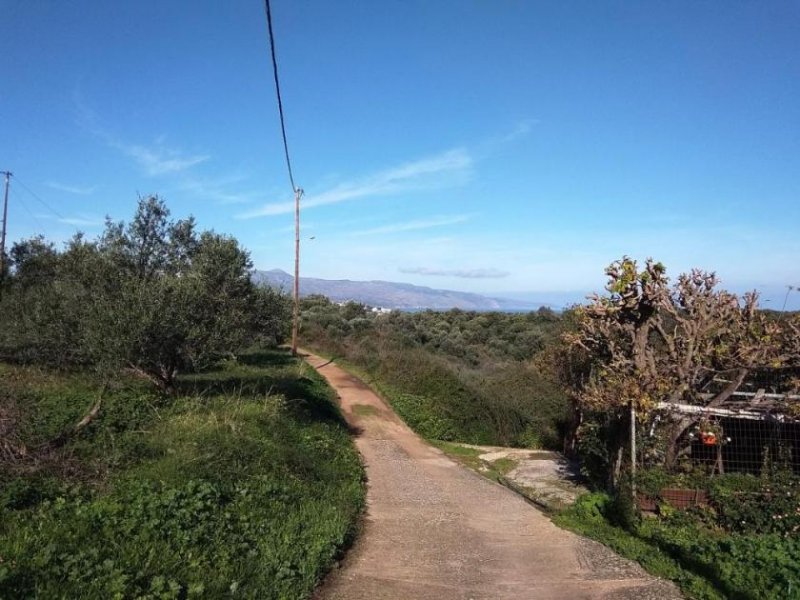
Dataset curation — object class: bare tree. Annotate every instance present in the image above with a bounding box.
[567,257,796,476]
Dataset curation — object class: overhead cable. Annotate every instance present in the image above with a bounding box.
[13,176,65,220]
[264,0,299,193]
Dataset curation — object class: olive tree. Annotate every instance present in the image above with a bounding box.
[85,197,280,390]
[1,196,288,392]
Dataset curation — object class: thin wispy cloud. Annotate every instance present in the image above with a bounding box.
[274,222,316,234]
[499,118,540,143]
[58,216,104,227]
[74,91,267,207]
[399,267,510,279]
[471,118,540,160]
[237,121,533,219]
[44,181,97,195]
[115,141,209,176]
[74,90,209,177]
[177,174,260,205]
[238,148,473,218]
[352,214,473,236]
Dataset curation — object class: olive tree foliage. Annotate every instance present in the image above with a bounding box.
[565,257,799,483]
[0,235,88,365]
[0,196,289,391]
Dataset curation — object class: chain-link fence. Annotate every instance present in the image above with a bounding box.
[643,393,800,477]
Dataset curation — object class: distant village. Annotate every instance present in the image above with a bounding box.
[335,301,394,314]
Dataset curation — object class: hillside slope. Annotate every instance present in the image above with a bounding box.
[253,269,544,311]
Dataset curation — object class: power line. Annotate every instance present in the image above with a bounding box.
[12,176,65,220]
[11,188,48,234]
[264,0,299,193]
[263,0,304,355]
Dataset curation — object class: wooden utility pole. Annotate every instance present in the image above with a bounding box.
[0,171,11,278]
[290,187,303,355]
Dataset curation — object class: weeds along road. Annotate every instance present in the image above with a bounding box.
[305,352,681,600]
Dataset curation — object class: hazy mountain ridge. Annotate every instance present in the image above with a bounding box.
[253,269,545,311]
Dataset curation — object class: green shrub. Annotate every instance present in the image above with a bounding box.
[635,468,800,536]
[568,491,612,522]
[709,473,800,535]
[387,391,459,441]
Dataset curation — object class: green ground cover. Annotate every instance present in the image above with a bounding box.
[556,491,800,600]
[0,349,364,599]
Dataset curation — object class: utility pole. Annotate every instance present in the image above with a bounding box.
[290,187,304,355]
[263,0,301,353]
[0,171,11,278]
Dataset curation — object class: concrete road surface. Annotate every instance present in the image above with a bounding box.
[306,352,681,600]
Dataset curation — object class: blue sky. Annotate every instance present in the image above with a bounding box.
[2,1,799,308]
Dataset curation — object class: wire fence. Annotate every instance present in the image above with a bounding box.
[640,380,800,478]
[681,414,800,475]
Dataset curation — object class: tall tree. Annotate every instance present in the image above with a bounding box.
[567,257,795,480]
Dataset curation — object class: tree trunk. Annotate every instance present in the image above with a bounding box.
[612,445,624,489]
[664,368,748,468]
[563,406,582,457]
[128,364,177,394]
[43,384,107,450]
[664,415,695,468]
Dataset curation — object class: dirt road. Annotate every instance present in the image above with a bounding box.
[307,353,680,600]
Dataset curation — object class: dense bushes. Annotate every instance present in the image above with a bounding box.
[0,197,290,390]
[712,474,800,535]
[635,468,800,536]
[0,350,364,599]
[299,296,570,448]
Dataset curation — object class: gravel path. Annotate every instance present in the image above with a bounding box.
[307,353,681,600]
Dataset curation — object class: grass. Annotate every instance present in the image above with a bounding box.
[429,440,483,468]
[492,456,518,476]
[555,492,800,600]
[0,349,365,599]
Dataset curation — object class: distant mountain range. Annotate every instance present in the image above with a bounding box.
[252,269,547,311]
